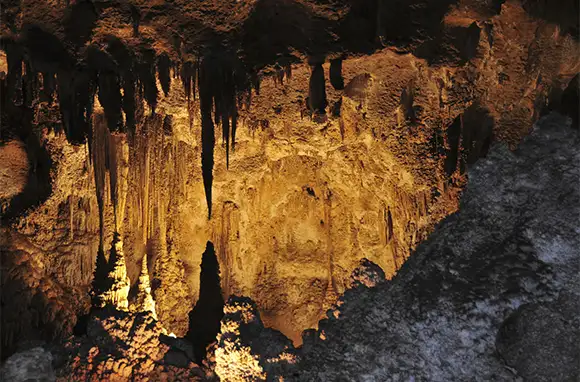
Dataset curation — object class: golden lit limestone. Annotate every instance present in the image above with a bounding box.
[214,299,267,381]
[213,296,298,381]
[96,233,131,310]
[132,255,158,319]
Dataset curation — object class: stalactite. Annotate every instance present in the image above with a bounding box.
[444,115,462,178]
[56,66,97,145]
[308,62,327,114]
[180,59,198,101]
[98,70,123,132]
[138,49,158,113]
[22,60,39,108]
[387,207,394,243]
[199,58,216,219]
[92,113,109,249]
[3,37,24,108]
[284,63,292,81]
[329,59,344,90]
[157,53,171,96]
[41,71,56,104]
[107,37,137,133]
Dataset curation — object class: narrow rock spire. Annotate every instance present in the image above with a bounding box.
[93,233,131,310]
[134,255,157,319]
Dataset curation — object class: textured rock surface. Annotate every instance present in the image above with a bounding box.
[1,0,579,361]
[0,347,55,382]
[50,309,204,381]
[290,113,580,381]
[213,296,299,381]
[496,301,580,382]
[349,258,386,288]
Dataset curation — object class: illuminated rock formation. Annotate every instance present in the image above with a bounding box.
[51,309,204,381]
[93,233,131,311]
[132,254,157,319]
[213,296,299,382]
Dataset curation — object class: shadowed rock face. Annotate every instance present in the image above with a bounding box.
[0,1,579,377]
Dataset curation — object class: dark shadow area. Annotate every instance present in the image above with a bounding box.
[73,314,90,336]
[105,35,138,133]
[157,53,172,96]
[137,48,158,113]
[0,39,53,221]
[187,241,225,363]
[522,0,579,39]
[560,74,579,129]
[64,0,99,49]
[1,248,77,361]
[21,24,73,71]
[329,58,344,90]
[240,0,337,68]
[444,105,494,179]
[375,0,458,51]
[338,0,380,52]
[400,82,417,123]
[308,63,328,114]
[414,21,482,66]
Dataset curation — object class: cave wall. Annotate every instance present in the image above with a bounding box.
[1,0,579,356]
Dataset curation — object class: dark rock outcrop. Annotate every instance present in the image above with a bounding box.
[289,113,580,381]
[349,258,386,288]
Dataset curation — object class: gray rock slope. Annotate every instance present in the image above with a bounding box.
[291,113,580,382]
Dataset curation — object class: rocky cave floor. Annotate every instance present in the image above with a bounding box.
[1,0,580,381]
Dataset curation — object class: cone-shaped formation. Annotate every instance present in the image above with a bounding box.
[187,241,224,363]
[133,255,157,319]
[92,233,131,310]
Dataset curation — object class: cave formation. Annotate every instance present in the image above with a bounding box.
[0,0,579,381]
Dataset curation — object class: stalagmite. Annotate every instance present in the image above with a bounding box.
[187,241,224,362]
[133,255,157,319]
[92,233,131,310]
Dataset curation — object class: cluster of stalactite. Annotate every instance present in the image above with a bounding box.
[2,33,262,220]
[185,52,253,218]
